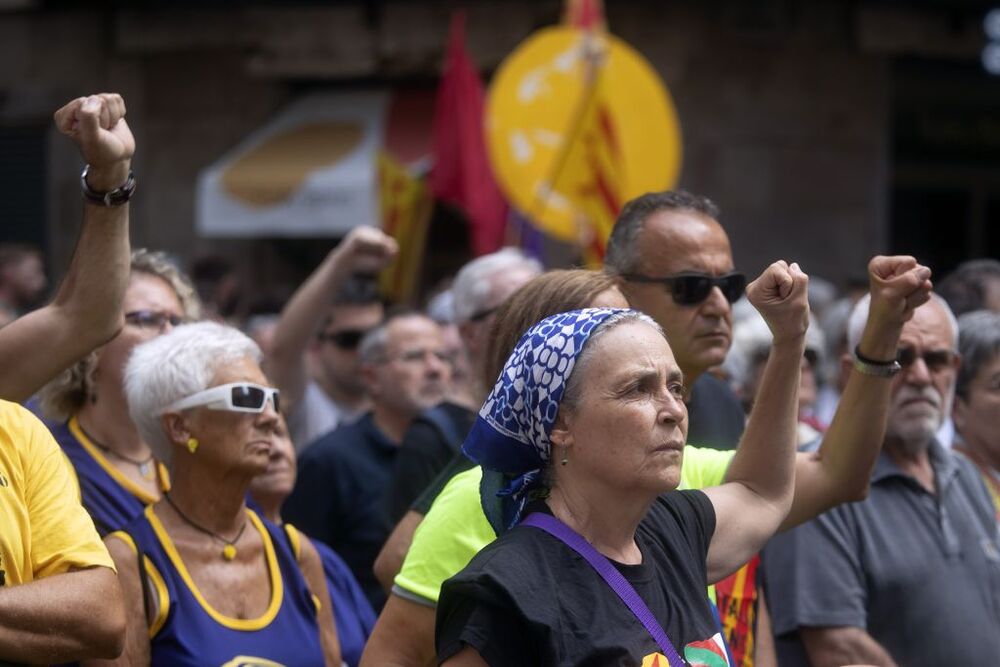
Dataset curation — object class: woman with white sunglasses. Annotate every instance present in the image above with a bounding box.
[83,321,340,666]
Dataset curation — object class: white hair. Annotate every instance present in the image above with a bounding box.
[452,248,543,323]
[847,292,959,353]
[725,309,826,387]
[124,321,261,465]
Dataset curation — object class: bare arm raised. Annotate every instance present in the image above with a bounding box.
[268,226,397,411]
[703,261,809,582]
[0,93,133,401]
[780,255,931,529]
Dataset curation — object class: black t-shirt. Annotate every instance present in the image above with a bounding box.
[437,491,726,667]
[387,403,476,523]
[686,373,745,451]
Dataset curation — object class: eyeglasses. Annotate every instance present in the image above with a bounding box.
[896,347,957,373]
[164,382,280,414]
[621,271,747,306]
[125,310,185,331]
[317,329,368,350]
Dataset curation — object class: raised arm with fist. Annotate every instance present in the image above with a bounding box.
[0,92,134,402]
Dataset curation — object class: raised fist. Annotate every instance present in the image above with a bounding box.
[332,225,399,277]
[746,260,810,345]
[866,255,932,328]
[54,93,135,170]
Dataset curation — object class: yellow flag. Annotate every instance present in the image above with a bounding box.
[378,152,433,303]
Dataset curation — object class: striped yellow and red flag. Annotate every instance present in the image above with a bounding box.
[378,152,433,303]
[555,0,625,267]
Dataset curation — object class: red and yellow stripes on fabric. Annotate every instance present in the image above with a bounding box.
[574,97,624,267]
[378,152,433,303]
[560,1,625,268]
[713,555,759,667]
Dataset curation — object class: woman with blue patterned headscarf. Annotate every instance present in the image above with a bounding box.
[437,261,811,667]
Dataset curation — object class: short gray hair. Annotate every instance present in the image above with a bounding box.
[357,311,437,364]
[605,190,720,275]
[561,310,664,411]
[452,248,543,323]
[124,321,260,465]
[956,310,1000,400]
[846,293,959,354]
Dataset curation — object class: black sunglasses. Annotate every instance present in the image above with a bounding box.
[896,347,957,373]
[622,271,747,306]
[125,310,185,330]
[317,329,368,350]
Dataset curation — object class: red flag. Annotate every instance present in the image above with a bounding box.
[431,11,508,256]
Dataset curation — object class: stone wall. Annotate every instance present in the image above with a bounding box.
[0,0,985,296]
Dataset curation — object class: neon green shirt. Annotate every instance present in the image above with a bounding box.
[393,445,735,605]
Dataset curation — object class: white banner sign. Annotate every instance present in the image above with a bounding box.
[196,91,387,237]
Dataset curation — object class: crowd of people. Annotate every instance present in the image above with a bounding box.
[1,91,998,667]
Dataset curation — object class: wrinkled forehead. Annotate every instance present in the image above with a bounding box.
[901,300,956,350]
[209,354,268,386]
[385,315,444,350]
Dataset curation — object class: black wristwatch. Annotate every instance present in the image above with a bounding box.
[80,165,136,207]
[853,345,902,378]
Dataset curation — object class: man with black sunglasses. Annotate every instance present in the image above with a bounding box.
[606,191,750,452]
[270,227,395,451]
[765,294,1000,667]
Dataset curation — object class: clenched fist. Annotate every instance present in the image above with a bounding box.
[866,255,932,328]
[54,94,134,168]
[330,225,399,278]
[746,260,810,345]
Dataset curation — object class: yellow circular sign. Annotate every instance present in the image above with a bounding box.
[486,26,682,244]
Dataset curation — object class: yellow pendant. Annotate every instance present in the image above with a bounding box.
[222,544,237,561]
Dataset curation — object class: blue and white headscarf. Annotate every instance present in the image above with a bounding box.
[462,307,631,532]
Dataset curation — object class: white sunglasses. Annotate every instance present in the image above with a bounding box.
[164,382,280,414]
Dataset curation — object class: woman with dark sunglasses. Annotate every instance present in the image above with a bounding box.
[37,249,200,536]
[83,321,340,666]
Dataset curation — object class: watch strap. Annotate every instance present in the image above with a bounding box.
[80,165,136,207]
[853,345,901,378]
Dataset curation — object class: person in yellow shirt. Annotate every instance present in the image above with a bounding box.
[0,92,135,663]
[0,401,122,662]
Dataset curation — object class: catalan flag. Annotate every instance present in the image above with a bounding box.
[553,0,626,267]
[378,152,433,303]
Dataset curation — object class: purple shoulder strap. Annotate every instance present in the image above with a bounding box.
[521,512,686,667]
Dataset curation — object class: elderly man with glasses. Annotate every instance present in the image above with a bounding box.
[764,294,1000,667]
[284,311,452,611]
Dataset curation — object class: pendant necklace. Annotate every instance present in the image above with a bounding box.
[79,423,156,480]
[163,492,247,561]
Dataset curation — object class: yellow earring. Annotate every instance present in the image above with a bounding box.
[186,437,199,454]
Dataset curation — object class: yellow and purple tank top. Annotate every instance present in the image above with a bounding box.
[111,506,325,666]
